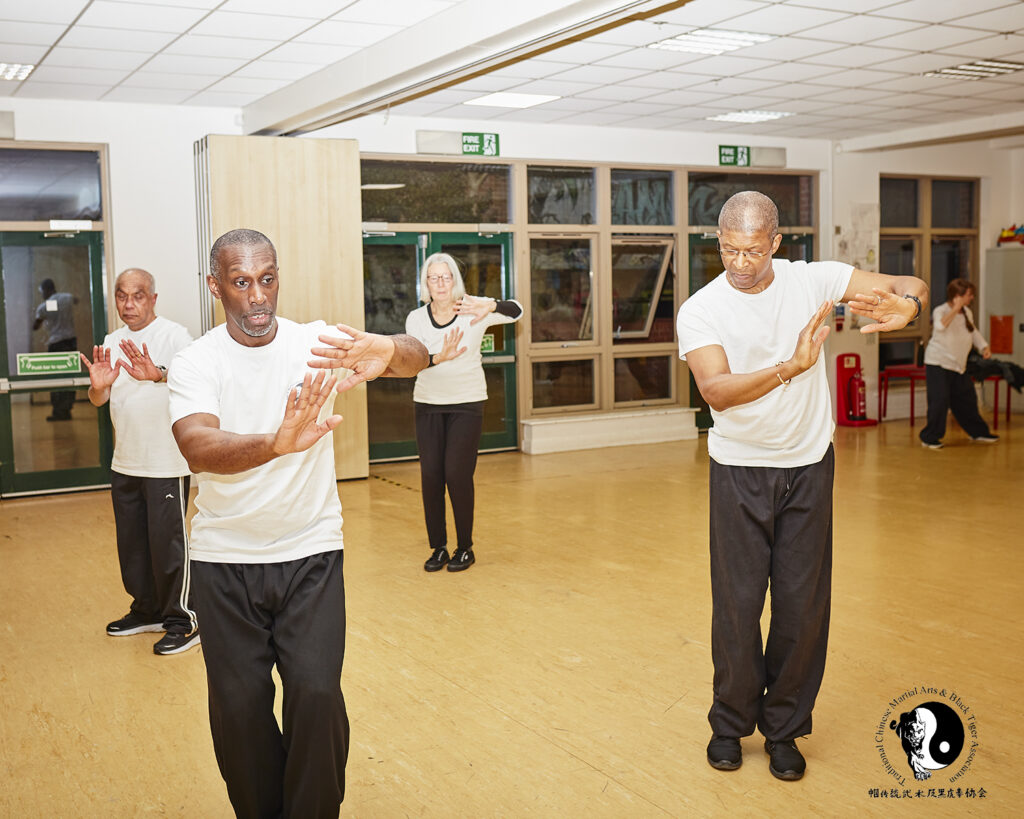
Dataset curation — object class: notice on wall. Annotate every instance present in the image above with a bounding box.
[16,352,81,376]
[718,145,750,166]
[462,132,500,156]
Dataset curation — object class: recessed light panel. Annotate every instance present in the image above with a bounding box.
[925,59,1024,80]
[464,92,560,108]
[0,63,34,81]
[706,110,793,123]
[648,29,774,56]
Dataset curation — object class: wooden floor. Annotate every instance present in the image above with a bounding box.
[1,419,1021,817]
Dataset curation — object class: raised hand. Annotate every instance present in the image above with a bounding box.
[80,346,122,391]
[435,326,467,364]
[308,324,396,393]
[788,299,833,374]
[271,370,342,456]
[454,295,496,325]
[119,339,163,382]
[847,287,916,333]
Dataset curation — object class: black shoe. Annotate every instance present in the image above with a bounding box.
[424,547,450,572]
[764,738,805,781]
[106,613,163,636]
[153,629,201,655]
[707,736,742,770]
[447,548,475,572]
[970,434,999,443]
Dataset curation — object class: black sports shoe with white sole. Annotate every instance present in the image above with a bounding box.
[106,613,164,636]
[153,629,201,656]
[447,548,475,572]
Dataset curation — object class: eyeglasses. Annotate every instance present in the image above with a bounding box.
[719,246,771,261]
[427,274,453,284]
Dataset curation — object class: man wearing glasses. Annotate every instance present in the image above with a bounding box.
[676,191,927,781]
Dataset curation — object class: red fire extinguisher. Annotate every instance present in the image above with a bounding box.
[847,368,867,421]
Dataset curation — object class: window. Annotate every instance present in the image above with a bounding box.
[610,238,673,342]
[931,180,975,229]
[529,237,593,343]
[611,169,673,225]
[532,359,594,408]
[614,355,671,402]
[360,159,509,223]
[688,172,813,227]
[0,148,102,221]
[528,166,595,224]
[880,178,918,228]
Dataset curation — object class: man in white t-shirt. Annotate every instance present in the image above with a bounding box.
[677,192,928,781]
[33,278,79,421]
[80,268,197,656]
[168,229,427,818]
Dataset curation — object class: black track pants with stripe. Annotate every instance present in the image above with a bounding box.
[110,471,195,633]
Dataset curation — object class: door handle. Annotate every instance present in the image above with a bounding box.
[483,356,515,364]
[2,377,91,392]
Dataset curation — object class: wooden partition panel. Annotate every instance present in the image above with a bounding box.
[196,134,367,479]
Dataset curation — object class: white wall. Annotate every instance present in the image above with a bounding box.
[4,99,242,338]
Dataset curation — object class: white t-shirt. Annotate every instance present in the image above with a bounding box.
[168,318,345,564]
[104,316,192,478]
[923,303,988,374]
[35,292,76,345]
[677,258,853,468]
[406,301,522,404]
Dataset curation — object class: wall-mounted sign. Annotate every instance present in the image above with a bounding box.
[16,352,81,376]
[480,334,495,353]
[463,132,500,157]
[719,145,750,167]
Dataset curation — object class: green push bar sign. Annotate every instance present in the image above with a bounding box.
[719,145,750,166]
[16,352,81,376]
[462,132,500,156]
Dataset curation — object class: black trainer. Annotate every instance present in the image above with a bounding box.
[424,547,450,572]
[154,629,201,656]
[764,738,806,781]
[447,548,475,572]
[707,736,742,770]
[106,613,163,637]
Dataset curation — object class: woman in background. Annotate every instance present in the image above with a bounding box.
[406,253,523,572]
[920,278,997,449]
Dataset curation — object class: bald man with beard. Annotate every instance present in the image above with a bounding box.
[677,191,928,781]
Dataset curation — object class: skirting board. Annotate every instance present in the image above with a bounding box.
[521,408,698,455]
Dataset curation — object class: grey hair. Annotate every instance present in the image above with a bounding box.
[718,191,779,238]
[419,252,467,303]
[115,268,156,295]
[210,229,275,279]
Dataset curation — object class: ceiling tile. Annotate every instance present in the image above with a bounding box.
[144,53,248,75]
[529,97,615,112]
[102,86,193,104]
[717,4,852,35]
[332,0,453,27]
[942,34,1024,59]
[207,76,292,95]
[493,107,577,123]
[586,20,688,48]
[43,46,151,70]
[105,0,222,7]
[799,86,889,103]
[0,44,49,63]
[164,34,279,59]
[293,20,400,47]
[872,51,969,74]
[0,21,66,45]
[262,42,359,65]
[874,0,1012,25]
[219,0,355,15]
[602,101,678,116]
[387,99,452,116]
[503,79,598,97]
[871,25,988,51]
[869,91,951,108]
[802,44,914,69]
[683,76,784,94]
[16,80,108,99]
[637,88,726,106]
[442,103,507,119]
[27,65,130,85]
[119,71,221,90]
[57,26,179,51]
[0,0,88,24]
[550,110,632,126]
[975,84,1024,102]
[784,1,898,16]
[232,60,322,81]
[763,98,832,112]
[545,64,651,85]
[798,14,924,44]
[951,3,1024,33]
[649,0,770,27]
[758,80,843,99]
[485,60,569,80]
[728,36,841,61]
[448,74,525,93]
[673,55,777,76]
[738,62,844,83]
[805,67,904,87]
[77,1,208,32]
[187,89,262,106]
[624,70,712,90]
[191,11,318,39]
[864,75,960,94]
[542,41,634,65]
[573,84,673,102]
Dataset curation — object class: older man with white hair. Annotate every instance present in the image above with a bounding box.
[81,268,197,656]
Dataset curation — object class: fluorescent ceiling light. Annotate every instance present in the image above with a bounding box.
[360,183,406,190]
[648,29,773,56]
[464,92,560,108]
[707,110,793,123]
[0,63,34,81]
[925,59,1024,80]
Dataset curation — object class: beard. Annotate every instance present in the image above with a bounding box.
[238,309,276,337]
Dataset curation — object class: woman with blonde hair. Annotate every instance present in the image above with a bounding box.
[920,278,997,449]
[405,253,522,571]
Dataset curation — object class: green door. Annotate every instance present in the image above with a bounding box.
[362,231,518,461]
[0,231,112,496]
[686,233,815,429]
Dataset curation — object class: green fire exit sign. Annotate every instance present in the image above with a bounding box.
[719,145,750,166]
[462,132,500,156]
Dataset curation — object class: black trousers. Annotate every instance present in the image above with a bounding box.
[49,337,77,418]
[414,402,484,551]
[110,471,194,633]
[708,445,834,742]
[920,364,992,444]
[191,550,349,819]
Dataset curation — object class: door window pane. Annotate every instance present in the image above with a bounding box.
[441,241,510,352]
[611,240,673,342]
[615,355,671,402]
[482,366,510,437]
[532,359,594,408]
[530,238,593,342]
[528,166,595,224]
[360,160,509,223]
[363,243,418,335]
[688,172,813,226]
[880,177,918,228]
[0,148,103,221]
[11,389,101,471]
[932,180,976,228]
[2,244,94,373]
[611,169,673,225]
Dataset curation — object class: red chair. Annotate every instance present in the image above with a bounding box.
[878,365,927,425]
[984,375,1013,430]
